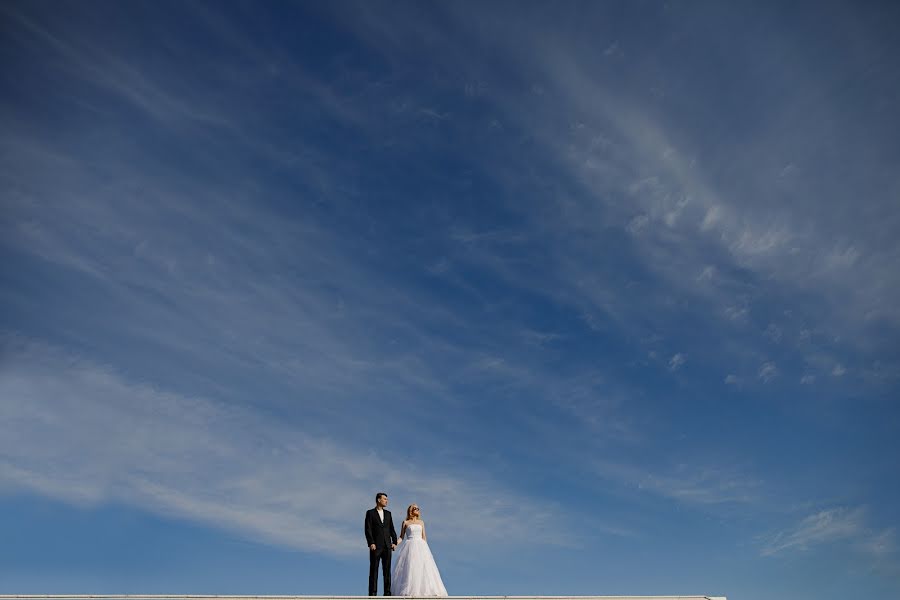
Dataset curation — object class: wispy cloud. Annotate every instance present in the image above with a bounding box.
[758,362,778,383]
[400,0,900,389]
[0,337,555,556]
[3,6,230,127]
[761,507,866,556]
[3,2,899,594]
[594,460,762,507]
[761,507,897,569]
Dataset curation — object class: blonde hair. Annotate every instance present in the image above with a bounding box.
[406,504,419,520]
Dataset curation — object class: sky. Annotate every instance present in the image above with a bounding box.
[1,1,899,598]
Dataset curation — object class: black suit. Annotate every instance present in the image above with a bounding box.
[365,507,399,596]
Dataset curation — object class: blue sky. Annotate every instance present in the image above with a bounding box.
[1,1,899,598]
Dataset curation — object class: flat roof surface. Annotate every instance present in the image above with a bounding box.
[0,596,727,600]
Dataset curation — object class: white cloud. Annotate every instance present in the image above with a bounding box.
[668,352,687,371]
[724,304,749,321]
[858,528,897,559]
[700,205,723,231]
[724,374,740,385]
[489,20,899,368]
[832,364,847,377]
[823,244,861,271]
[338,0,900,398]
[762,507,864,556]
[761,507,896,566]
[626,214,649,234]
[0,338,554,556]
[594,460,761,506]
[5,8,231,128]
[697,265,716,282]
[520,329,562,346]
[778,163,797,178]
[5,7,899,586]
[758,361,778,383]
[602,41,620,57]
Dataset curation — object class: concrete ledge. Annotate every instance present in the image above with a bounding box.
[0,594,727,600]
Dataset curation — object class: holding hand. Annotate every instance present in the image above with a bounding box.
[369,544,376,551]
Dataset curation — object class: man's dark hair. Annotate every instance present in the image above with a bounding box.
[375,492,387,502]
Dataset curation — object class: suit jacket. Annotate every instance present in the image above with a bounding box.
[365,507,398,550]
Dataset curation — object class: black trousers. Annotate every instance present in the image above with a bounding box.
[368,547,392,596]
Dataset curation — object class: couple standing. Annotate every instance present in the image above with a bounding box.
[364,492,448,597]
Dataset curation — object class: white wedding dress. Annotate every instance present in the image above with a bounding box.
[391,522,448,596]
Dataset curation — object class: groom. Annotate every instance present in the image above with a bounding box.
[366,492,397,596]
[365,492,398,596]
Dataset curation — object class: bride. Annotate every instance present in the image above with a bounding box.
[391,504,448,596]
